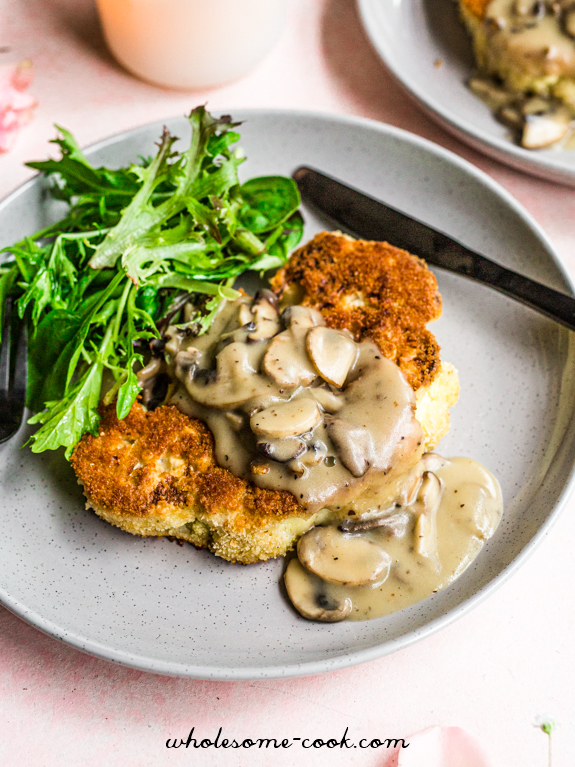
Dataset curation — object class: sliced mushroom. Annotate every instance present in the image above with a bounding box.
[185,342,271,409]
[254,288,279,310]
[297,526,391,586]
[281,304,324,332]
[522,96,552,116]
[412,471,442,568]
[412,470,442,514]
[310,385,344,413]
[137,356,163,383]
[248,290,281,342]
[419,453,448,473]
[306,326,357,387]
[137,357,168,408]
[174,348,201,379]
[326,416,374,478]
[521,112,570,149]
[397,453,448,507]
[257,437,306,463]
[263,306,324,387]
[284,559,352,622]
[498,105,523,130]
[250,398,321,439]
[263,331,318,388]
[399,470,422,507]
[340,509,410,535]
[238,303,253,326]
[469,76,513,110]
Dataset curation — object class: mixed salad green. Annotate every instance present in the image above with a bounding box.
[0,106,303,457]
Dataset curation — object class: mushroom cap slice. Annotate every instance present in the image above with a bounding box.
[284,559,352,622]
[521,113,569,149]
[412,471,442,568]
[238,303,253,326]
[263,331,318,388]
[282,304,324,332]
[248,291,281,342]
[398,453,448,506]
[184,342,271,409]
[340,509,410,535]
[257,437,306,463]
[310,385,343,413]
[325,417,374,478]
[297,525,391,586]
[413,470,442,516]
[250,398,321,439]
[306,326,357,387]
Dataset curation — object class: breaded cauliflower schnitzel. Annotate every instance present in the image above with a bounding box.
[271,232,443,391]
[71,233,459,564]
[459,0,575,148]
[71,403,318,564]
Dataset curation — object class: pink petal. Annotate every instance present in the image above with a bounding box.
[0,88,35,112]
[11,60,34,91]
[385,726,494,767]
[0,60,36,152]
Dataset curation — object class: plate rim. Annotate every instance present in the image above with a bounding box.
[357,0,575,187]
[2,107,575,679]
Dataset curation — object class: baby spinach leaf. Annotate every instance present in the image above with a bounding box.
[268,211,305,260]
[135,285,160,318]
[240,176,300,234]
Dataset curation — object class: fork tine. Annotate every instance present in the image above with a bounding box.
[0,297,27,444]
[0,296,12,396]
[12,319,27,403]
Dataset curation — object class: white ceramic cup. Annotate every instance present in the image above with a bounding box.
[96,0,288,90]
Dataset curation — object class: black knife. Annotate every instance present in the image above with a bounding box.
[293,166,575,332]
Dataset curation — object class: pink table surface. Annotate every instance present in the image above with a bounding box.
[1,1,574,765]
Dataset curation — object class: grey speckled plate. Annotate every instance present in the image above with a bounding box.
[1,110,575,680]
[358,0,575,186]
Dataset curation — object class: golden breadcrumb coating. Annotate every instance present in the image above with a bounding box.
[459,0,488,19]
[271,232,443,391]
[71,403,322,564]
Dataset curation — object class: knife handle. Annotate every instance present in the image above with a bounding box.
[294,166,575,333]
[432,234,575,332]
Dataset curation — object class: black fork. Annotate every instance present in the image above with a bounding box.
[0,297,27,443]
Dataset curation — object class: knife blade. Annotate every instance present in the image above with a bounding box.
[293,166,575,332]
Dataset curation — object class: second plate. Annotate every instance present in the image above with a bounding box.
[358,0,575,186]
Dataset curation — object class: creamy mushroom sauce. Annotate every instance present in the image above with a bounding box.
[166,292,424,513]
[468,0,575,149]
[162,292,502,622]
[284,456,502,621]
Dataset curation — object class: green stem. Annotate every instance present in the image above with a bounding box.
[113,278,132,340]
